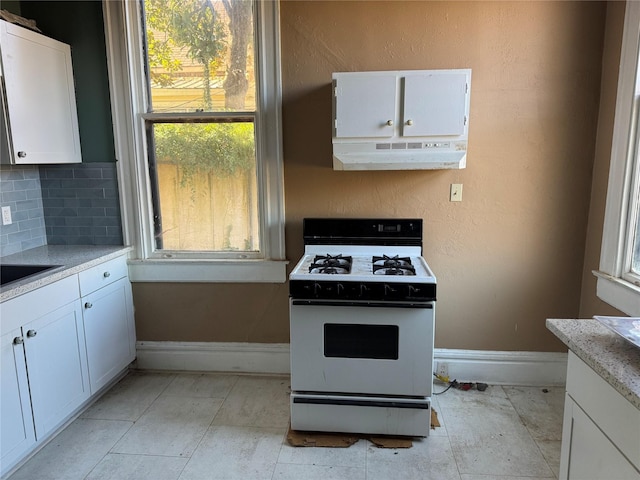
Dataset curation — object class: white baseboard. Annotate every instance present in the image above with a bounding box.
[135,341,290,374]
[434,348,568,386]
[135,342,567,385]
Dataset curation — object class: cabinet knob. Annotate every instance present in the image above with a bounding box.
[103,271,111,278]
[406,119,413,126]
[17,151,27,158]
[386,120,394,126]
[26,329,37,338]
[85,302,93,309]
[13,336,24,345]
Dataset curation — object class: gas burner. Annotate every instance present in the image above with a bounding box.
[309,254,352,274]
[310,266,349,275]
[373,265,416,276]
[372,255,415,275]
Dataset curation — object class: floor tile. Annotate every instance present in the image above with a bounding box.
[366,435,461,480]
[177,425,285,480]
[212,376,290,428]
[448,430,553,477]
[85,453,188,480]
[536,439,561,478]
[278,438,366,468]
[162,373,238,398]
[9,419,131,480]
[273,463,366,480]
[503,386,565,441]
[81,371,175,421]
[111,395,223,457]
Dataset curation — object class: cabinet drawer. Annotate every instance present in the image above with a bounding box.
[566,351,640,470]
[1,275,79,334]
[78,256,128,297]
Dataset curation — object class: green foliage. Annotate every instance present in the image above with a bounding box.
[145,0,227,109]
[153,123,255,179]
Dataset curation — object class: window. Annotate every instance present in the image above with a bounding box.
[597,1,640,314]
[103,0,286,282]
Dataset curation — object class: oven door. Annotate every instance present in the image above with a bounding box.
[289,299,434,397]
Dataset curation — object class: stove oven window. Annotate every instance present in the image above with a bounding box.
[324,324,399,360]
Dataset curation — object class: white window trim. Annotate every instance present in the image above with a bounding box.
[102,0,287,283]
[596,0,640,315]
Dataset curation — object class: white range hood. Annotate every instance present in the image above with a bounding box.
[332,69,471,171]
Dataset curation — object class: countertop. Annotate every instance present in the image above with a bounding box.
[546,318,640,410]
[1,245,133,303]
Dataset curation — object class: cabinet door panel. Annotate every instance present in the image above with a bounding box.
[23,300,89,438]
[0,21,81,164]
[0,329,35,472]
[402,73,467,137]
[335,74,397,138]
[562,397,640,480]
[83,278,135,393]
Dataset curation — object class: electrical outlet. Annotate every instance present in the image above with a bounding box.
[450,184,463,202]
[1,206,11,225]
[437,361,449,379]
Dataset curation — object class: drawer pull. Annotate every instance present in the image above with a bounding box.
[26,329,37,338]
[85,302,93,309]
[13,336,24,345]
[103,271,111,278]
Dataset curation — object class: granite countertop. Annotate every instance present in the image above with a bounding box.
[547,318,640,410]
[1,245,133,303]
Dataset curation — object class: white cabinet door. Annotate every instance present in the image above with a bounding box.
[0,329,35,471]
[82,277,135,393]
[335,74,397,138]
[402,73,468,137]
[561,394,640,479]
[23,300,89,438]
[0,20,81,164]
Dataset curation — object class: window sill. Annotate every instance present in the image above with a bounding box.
[127,259,289,283]
[593,270,640,316]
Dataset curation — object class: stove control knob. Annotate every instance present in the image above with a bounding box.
[313,282,322,297]
[337,283,344,295]
[359,285,370,298]
[384,284,397,297]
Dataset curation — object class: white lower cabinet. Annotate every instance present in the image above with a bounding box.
[82,276,135,393]
[0,277,89,474]
[23,300,89,438]
[560,352,640,480]
[0,253,135,476]
[1,328,35,470]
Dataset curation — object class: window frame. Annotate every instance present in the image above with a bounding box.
[596,0,640,315]
[102,0,287,283]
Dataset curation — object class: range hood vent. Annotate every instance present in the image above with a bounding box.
[332,69,471,171]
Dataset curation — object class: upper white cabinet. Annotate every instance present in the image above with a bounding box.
[0,20,81,164]
[332,69,471,171]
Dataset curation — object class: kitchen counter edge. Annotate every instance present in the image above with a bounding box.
[546,318,640,410]
[1,245,134,303]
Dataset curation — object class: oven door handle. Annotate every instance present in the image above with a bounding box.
[291,300,433,309]
[292,396,430,409]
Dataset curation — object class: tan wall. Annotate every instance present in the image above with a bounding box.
[133,1,613,352]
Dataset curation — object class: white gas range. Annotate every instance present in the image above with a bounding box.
[288,218,436,437]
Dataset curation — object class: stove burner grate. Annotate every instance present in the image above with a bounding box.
[372,255,416,275]
[310,254,352,274]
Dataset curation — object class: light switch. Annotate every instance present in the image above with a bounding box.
[450,184,463,202]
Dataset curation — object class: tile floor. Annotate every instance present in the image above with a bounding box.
[7,372,564,480]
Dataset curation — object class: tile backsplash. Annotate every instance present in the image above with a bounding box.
[0,162,123,257]
[0,165,47,257]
